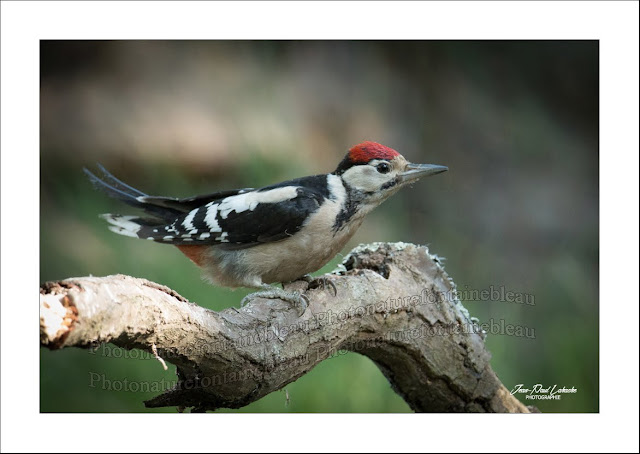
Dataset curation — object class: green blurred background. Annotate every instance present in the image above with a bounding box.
[40,41,598,413]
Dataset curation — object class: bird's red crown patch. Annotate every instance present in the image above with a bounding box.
[348,141,400,164]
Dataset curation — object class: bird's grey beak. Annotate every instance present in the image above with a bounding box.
[399,163,448,184]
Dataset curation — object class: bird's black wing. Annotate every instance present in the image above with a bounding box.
[105,175,328,249]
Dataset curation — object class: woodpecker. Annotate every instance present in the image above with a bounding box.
[85,141,447,310]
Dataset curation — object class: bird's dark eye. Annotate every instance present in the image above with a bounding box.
[376,162,391,174]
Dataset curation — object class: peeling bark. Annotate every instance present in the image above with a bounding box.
[39,242,530,413]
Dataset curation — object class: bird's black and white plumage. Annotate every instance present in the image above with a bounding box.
[89,171,332,248]
[86,141,447,301]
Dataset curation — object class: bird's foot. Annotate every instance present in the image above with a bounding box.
[299,274,338,297]
[240,287,309,315]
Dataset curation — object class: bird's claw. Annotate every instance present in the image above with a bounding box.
[302,275,338,297]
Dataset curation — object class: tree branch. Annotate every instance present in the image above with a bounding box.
[40,242,530,413]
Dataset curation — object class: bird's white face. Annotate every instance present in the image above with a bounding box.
[339,154,448,214]
[340,155,408,195]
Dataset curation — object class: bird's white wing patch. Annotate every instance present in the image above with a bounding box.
[182,209,197,231]
[218,186,299,219]
[204,203,222,231]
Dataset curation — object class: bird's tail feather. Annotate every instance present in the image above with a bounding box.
[84,165,182,221]
[100,214,169,239]
[84,164,145,200]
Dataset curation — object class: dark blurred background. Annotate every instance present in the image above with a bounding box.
[40,40,598,413]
